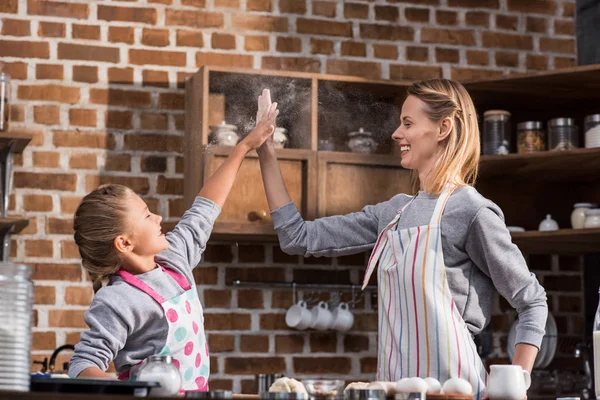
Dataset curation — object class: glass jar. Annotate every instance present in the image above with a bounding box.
[584,209,600,229]
[483,110,511,155]
[209,121,239,147]
[0,73,10,132]
[584,114,600,149]
[548,118,578,151]
[137,355,182,397]
[273,127,288,149]
[347,128,377,154]
[571,203,598,229]
[517,121,545,153]
[0,263,33,392]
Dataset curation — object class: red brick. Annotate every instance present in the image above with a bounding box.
[353,314,378,331]
[2,62,28,80]
[327,59,381,80]
[65,331,82,345]
[108,26,134,44]
[310,332,337,352]
[344,3,368,19]
[293,357,351,374]
[69,109,97,127]
[215,0,240,8]
[140,112,169,130]
[311,39,333,55]
[49,310,86,328]
[554,56,576,69]
[104,154,131,172]
[507,0,556,15]
[361,357,377,373]
[259,313,286,330]
[142,28,170,47]
[60,196,83,214]
[375,5,399,21]
[204,289,232,308]
[390,64,442,81]
[0,0,18,13]
[28,0,89,19]
[141,156,166,172]
[47,217,74,235]
[25,239,53,257]
[142,70,169,88]
[38,21,66,37]
[36,64,63,80]
[563,2,574,17]
[53,130,116,149]
[23,194,53,212]
[32,331,56,351]
[247,0,272,11]
[527,54,548,70]
[361,24,414,41]
[495,51,519,67]
[58,43,119,63]
[405,7,429,23]
[240,335,269,352]
[540,37,575,53]
[451,67,503,81]
[276,37,301,53]
[341,41,366,57]
[181,0,206,5]
[554,19,574,36]
[406,46,429,62]
[61,240,79,258]
[482,32,533,50]
[130,49,186,67]
[344,335,369,352]
[90,88,152,108]
[73,66,98,83]
[262,57,320,73]
[72,24,100,40]
[108,67,134,84]
[526,17,547,33]
[232,14,288,32]
[208,334,235,352]
[436,47,459,63]
[213,33,237,50]
[312,1,336,17]
[437,10,458,25]
[280,0,305,14]
[197,52,253,68]
[225,357,285,374]
[86,175,150,195]
[167,199,184,219]
[466,11,489,27]
[70,153,98,170]
[98,5,157,24]
[193,267,218,285]
[204,313,252,330]
[275,335,304,353]
[65,287,93,306]
[32,151,60,168]
[124,134,183,152]
[35,286,56,305]
[205,245,234,263]
[11,104,24,123]
[33,105,60,125]
[105,110,133,129]
[422,28,475,45]
[156,176,183,195]
[2,19,30,36]
[467,50,489,66]
[166,10,224,28]
[177,30,204,47]
[496,14,518,31]
[0,40,49,58]
[245,35,269,51]
[448,0,498,8]
[18,84,79,103]
[226,267,285,283]
[298,18,351,37]
[158,93,184,110]
[238,289,264,308]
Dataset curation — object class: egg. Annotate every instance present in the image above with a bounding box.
[424,377,442,394]
[442,377,473,395]
[396,377,428,393]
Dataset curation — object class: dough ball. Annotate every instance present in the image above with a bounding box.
[442,378,472,395]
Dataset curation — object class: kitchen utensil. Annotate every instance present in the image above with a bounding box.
[302,379,344,399]
[584,209,600,228]
[572,203,598,229]
[483,110,511,155]
[345,389,386,400]
[137,355,182,397]
[285,300,312,330]
[209,121,240,147]
[487,365,530,400]
[331,302,354,332]
[548,118,578,150]
[310,301,333,331]
[347,128,377,154]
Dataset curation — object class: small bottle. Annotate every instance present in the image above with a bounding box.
[594,288,600,398]
[0,73,10,132]
[137,355,182,397]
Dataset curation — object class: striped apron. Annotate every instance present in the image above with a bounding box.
[362,186,487,399]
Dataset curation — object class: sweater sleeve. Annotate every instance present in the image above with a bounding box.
[465,206,548,349]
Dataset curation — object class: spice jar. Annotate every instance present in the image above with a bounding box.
[273,127,288,149]
[584,209,600,229]
[548,118,578,151]
[517,121,545,153]
[571,203,598,229]
[209,121,239,147]
[483,110,511,155]
[137,355,182,397]
[347,128,377,154]
[0,73,10,133]
[584,114,600,149]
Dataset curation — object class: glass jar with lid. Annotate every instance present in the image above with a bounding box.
[584,114,600,149]
[0,73,10,132]
[584,209,600,229]
[347,127,377,154]
[548,118,578,151]
[137,355,182,397]
[571,203,598,229]
[483,110,511,155]
[517,121,545,153]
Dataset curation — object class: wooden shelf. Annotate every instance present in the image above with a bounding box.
[479,147,600,182]
[510,228,600,254]
[0,217,29,234]
[0,131,33,153]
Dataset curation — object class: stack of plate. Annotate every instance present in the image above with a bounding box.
[0,263,34,391]
[585,126,600,148]
[507,312,557,369]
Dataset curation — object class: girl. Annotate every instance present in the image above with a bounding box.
[256,82,547,398]
[68,98,279,392]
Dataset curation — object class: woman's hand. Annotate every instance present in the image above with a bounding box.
[256,89,276,155]
[239,92,279,152]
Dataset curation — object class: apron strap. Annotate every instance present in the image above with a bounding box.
[115,269,165,304]
[429,184,457,225]
[161,265,192,291]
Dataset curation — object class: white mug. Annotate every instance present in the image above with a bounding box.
[487,365,531,400]
[310,301,333,331]
[285,300,312,330]
[331,302,354,332]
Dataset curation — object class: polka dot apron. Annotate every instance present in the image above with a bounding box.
[116,266,210,392]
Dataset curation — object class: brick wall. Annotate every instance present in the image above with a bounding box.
[0,0,582,392]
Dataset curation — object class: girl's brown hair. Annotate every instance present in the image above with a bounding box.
[73,184,133,293]
[407,79,480,195]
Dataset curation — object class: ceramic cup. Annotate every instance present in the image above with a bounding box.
[331,302,354,332]
[285,300,312,330]
[310,301,333,331]
[487,365,531,400]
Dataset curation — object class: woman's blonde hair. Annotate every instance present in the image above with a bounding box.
[406,79,480,195]
[73,184,134,293]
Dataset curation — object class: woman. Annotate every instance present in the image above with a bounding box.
[255,82,547,399]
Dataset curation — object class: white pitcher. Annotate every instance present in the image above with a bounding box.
[487,365,531,400]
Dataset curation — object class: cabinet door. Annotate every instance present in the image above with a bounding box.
[317,152,412,217]
[204,148,316,236]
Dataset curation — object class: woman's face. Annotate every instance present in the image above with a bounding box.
[392,95,444,171]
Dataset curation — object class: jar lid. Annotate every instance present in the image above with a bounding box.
[483,110,511,120]
[274,127,287,134]
[209,120,237,131]
[186,390,233,399]
[517,121,543,130]
[259,393,309,400]
[585,208,600,215]
[345,389,386,400]
[348,127,373,137]
[147,355,172,363]
[585,114,600,124]
[574,202,598,208]
[548,117,575,127]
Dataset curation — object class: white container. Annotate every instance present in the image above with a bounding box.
[209,121,239,147]
[572,203,598,229]
[538,214,559,231]
[348,128,377,154]
[584,209,600,229]
[273,127,288,149]
[137,355,182,397]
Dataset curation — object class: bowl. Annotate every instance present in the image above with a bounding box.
[302,379,344,398]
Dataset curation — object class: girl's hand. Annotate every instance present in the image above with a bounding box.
[240,97,279,151]
[256,89,276,155]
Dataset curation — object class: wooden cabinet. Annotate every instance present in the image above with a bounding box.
[185,64,600,252]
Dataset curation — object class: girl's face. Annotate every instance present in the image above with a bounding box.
[392,95,445,171]
[124,194,169,257]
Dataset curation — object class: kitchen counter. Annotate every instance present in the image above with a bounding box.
[0,392,259,400]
